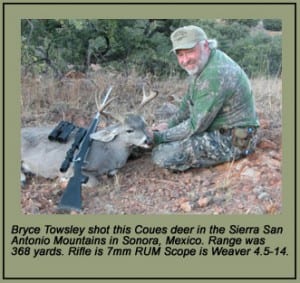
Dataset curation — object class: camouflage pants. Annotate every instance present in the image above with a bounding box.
[152,129,257,171]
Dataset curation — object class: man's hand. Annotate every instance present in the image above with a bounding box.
[152,122,168,132]
[146,122,168,141]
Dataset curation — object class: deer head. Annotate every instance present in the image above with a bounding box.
[90,84,158,147]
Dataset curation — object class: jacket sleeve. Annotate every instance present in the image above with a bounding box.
[154,69,227,144]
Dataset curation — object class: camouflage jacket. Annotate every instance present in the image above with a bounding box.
[154,49,260,144]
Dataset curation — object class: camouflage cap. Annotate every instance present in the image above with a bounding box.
[170,25,208,52]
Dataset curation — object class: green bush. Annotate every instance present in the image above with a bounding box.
[263,19,282,31]
[226,19,259,28]
[229,32,282,77]
[21,19,282,79]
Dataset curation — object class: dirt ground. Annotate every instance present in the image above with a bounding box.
[21,114,282,215]
[21,141,282,215]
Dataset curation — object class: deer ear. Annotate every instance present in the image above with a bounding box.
[90,124,122,142]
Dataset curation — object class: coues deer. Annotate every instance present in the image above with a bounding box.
[21,86,158,188]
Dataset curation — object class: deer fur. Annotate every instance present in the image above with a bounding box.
[21,114,151,187]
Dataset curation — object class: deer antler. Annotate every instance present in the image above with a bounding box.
[138,85,158,110]
[94,86,124,123]
[95,86,116,113]
[90,80,115,114]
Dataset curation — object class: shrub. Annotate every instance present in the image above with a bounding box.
[21,19,282,79]
[226,19,259,28]
[229,32,282,77]
[263,19,282,31]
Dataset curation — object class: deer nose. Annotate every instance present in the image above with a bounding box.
[145,135,153,146]
[144,129,154,145]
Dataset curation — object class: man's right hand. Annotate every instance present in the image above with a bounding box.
[151,122,168,132]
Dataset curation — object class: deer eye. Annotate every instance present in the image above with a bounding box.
[126,129,134,133]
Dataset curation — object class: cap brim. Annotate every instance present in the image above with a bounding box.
[170,42,198,53]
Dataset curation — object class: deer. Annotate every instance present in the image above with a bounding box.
[21,85,158,188]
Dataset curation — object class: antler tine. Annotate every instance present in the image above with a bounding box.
[139,84,159,109]
[94,86,116,113]
[95,91,102,112]
[98,97,116,113]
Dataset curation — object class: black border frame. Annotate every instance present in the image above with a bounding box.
[1,1,297,280]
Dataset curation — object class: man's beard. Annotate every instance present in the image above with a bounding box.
[183,52,209,76]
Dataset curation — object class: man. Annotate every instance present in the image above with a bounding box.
[150,25,260,171]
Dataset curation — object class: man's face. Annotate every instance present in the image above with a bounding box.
[176,42,210,75]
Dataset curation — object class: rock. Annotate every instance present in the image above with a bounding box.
[241,167,261,179]
[259,118,270,129]
[197,197,212,208]
[258,139,277,150]
[268,150,282,161]
[258,192,270,200]
[180,201,192,212]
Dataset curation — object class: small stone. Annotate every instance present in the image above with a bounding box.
[180,201,192,212]
[258,139,277,150]
[258,192,270,200]
[197,197,212,208]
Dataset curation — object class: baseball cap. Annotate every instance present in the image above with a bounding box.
[170,25,208,52]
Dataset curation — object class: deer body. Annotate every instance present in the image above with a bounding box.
[83,138,129,176]
[21,114,151,186]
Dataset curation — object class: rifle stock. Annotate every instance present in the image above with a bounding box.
[58,174,87,211]
[58,86,113,211]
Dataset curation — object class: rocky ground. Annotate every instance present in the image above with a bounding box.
[21,109,282,216]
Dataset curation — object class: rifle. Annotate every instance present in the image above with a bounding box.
[58,86,113,211]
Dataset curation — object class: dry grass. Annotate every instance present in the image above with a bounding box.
[21,69,169,127]
[21,70,282,134]
[251,76,282,128]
